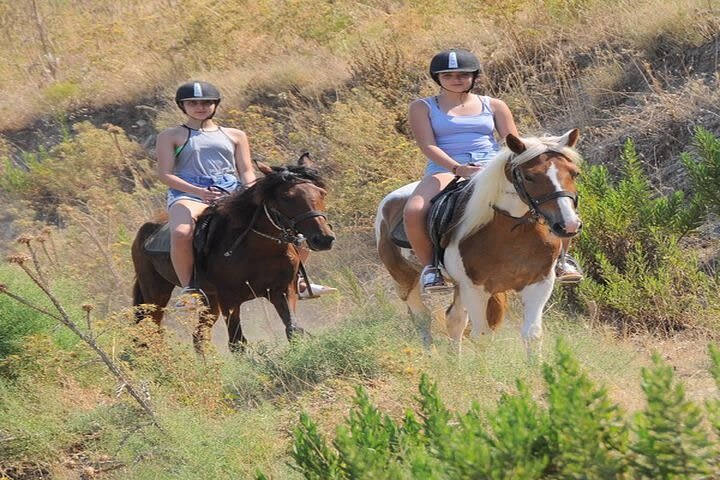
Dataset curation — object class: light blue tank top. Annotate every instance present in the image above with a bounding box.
[173,126,237,178]
[421,95,500,175]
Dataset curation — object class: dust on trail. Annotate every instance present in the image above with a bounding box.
[161,293,344,354]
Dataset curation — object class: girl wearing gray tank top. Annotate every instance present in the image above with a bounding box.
[156,81,256,298]
[157,81,338,303]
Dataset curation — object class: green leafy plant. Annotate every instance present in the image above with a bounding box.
[630,353,714,478]
[283,340,720,479]
[573,136,717,334]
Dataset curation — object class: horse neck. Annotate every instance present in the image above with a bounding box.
[453,158,512,241]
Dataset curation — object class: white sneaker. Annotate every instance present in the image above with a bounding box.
[298,282,338,300]
[420,265,454,295]
[555,255,583,285]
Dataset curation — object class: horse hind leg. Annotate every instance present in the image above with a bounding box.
[192,297,220,355]
[132,278,172,325]
[406,282,434,350]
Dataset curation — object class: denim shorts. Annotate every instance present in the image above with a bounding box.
[167,173,239,208]
[424,150,497,176]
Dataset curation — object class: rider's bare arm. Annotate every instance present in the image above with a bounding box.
[225,128,257,187]
[490,98,519,140]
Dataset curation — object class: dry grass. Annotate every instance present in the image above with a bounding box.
[1,0,720,474]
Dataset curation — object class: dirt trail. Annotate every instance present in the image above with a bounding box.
[161,293,344,354]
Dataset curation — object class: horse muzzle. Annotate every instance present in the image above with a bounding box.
[307,232,335,251]
[551,219,582,238]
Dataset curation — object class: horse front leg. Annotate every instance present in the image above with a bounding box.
[225,306,247,353]
[192,297,220,355]
[268,289,305,341]
[459,285,492,339]
[445,289,468,354]
[518,277,554,362]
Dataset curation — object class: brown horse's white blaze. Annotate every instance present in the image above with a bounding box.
[376,129,582,354]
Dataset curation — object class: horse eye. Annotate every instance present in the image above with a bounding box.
[524,175,536,183]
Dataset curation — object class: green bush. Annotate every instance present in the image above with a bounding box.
[283,340,720,479]
[573,136,717,334]
[682,126,720,217]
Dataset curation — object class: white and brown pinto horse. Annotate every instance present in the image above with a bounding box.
[375,130,582,354]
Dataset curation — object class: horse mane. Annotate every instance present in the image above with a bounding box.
[453,134,582,242]
[212,164,326,225]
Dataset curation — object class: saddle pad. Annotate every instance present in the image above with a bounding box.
[143,223,171,255]
[390,221,412,249]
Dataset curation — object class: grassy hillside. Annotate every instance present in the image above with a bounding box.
[1,0,720,477]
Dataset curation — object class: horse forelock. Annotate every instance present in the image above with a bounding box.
[509,135,582,168]
[454,135,581,241]
[215,164,326,218]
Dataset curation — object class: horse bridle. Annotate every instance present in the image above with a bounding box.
[224,202,328,256]
[255,203,328,245]
[497,157,578,227]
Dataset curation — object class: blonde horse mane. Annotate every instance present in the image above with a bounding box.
[454,132,582,242]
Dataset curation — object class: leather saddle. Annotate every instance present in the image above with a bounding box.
[390,177,469,263]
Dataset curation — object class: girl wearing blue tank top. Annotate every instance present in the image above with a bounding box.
[405,49,581,293]
[157,81,256,297]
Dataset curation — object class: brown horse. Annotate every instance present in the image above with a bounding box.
[375,130,582,355]
[131,155,335,351]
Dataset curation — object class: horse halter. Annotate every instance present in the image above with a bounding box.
[508,157,578,225]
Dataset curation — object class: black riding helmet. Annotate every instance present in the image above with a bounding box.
[175,81,222,115]
[429,49,481,91]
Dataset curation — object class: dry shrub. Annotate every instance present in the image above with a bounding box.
[312,92,423,225]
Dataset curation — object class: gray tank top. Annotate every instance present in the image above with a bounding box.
[173,126,237,177]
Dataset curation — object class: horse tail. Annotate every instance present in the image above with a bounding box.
[486,293,507,331]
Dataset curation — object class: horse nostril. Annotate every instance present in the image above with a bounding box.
[309,234,335,250]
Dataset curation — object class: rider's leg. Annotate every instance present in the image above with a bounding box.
[169,199,208,287]
[404,173,454,292]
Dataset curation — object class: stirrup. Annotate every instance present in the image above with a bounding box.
[174,286,209,308]
[420,265,453,294]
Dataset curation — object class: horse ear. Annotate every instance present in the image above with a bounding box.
[298,152,315,169]
[256,161,273,175]
[561,128,580,148]
[506,134,527,154]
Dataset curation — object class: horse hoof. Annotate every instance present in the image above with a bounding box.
[287,326,307,339]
